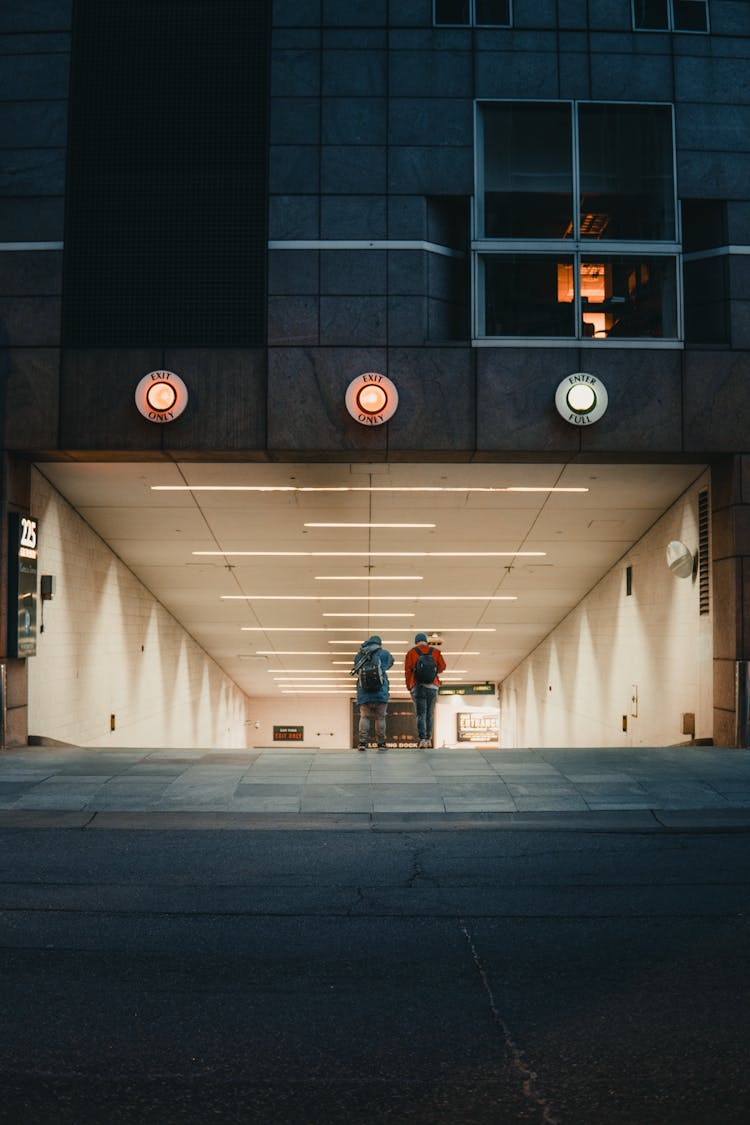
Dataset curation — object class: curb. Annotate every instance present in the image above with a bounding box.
[1,808,750,831]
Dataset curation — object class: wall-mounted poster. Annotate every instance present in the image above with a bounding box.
[7,514,38,658]
[273,725,304,741]
[457,710,499,745]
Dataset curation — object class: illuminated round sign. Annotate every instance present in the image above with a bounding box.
[135,370,188,423]
[555,372,608,426]
[345,373,398,426]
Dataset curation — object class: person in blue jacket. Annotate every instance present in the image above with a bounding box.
[353,634,394,751]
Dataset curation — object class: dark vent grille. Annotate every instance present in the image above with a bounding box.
[698,489,710,615]
[63,0,270,347]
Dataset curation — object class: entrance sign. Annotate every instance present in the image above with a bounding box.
[457,711,500,744]
[135,370,189,423]
[345,372,398,426]
[555,372,608,425]
[8,514,38,657]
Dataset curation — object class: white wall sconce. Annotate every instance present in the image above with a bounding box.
[666,540,696,579]
[555,373,608,426]
[135,370,189,423]
[345,372,399,426]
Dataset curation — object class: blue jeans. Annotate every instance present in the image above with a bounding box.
[358,701,388,746]
[411,685,437,742]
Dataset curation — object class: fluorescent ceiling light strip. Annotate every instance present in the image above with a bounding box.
[304,522,436,528]
[272,671,353,676]
[257,648,473,656]
[194,550,545,558]
[241,625,499,634]
[240,623,419,631]
[321,614,415,619]
[280,688,357,693]
[223,595,517,601]
[314,576,423,581]
[333,660,403,666]
[153,485,588,493]
[241,627,329,632]
[256,650,354,655]
[329,640,408,646]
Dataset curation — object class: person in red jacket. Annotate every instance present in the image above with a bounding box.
[404,632,446,748]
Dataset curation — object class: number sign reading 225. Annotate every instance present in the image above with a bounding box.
[19,517,38,557]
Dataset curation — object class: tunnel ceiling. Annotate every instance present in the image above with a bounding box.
[36,461,706,701]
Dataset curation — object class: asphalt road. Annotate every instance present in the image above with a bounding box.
[0,824,748,1124]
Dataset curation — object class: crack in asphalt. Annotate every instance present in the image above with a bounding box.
[459,918,560,1125]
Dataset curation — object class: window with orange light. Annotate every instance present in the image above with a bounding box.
[476,101,680,341]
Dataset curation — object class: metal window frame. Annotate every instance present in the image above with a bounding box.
[631,0,710,34]
[433,0,512,28]
[473,98,683,346]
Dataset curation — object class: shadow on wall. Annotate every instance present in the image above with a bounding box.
[27,468,249,748]
[500,474,711,748]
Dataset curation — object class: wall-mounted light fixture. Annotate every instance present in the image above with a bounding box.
[666,540,696,579]
[345,372,398,426]
[555,373,608,426]
[135,370,189,423]
[39,574,55,634]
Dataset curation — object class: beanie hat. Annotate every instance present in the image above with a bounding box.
[415,632,428,643]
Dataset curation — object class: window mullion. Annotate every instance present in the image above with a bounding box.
[572,104,581,338]
[572,102,581,241]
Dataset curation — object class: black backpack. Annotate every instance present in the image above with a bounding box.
[356,650,384,693]
[413,646,437,685]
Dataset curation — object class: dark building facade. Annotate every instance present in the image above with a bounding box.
[1,0,749,744]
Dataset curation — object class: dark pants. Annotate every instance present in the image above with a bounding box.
[358,701,388,746]
[411,685,437,742]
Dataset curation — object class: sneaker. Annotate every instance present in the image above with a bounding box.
[377,744,387,752]
[358,745,367,752]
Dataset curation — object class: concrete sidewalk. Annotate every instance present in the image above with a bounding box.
[1,744,750,828]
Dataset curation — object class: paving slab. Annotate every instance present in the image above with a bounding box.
[3,745,750,825]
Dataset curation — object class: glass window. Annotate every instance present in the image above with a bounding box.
[579,257,677,338]
[484,255,575,337]
[483,103,572,238]
[476,101,680,342]
[435,0,470,23]
[633,0,670,27]
[435,0,510,26]
[476,0,510,24]
[633,0,708,32]
[674,1,708,31]
[578,104,676,240]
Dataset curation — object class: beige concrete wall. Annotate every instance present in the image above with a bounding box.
[247,692,500,751]
[246,696,351,749]
[499,472,713,748]
[28,469,249,748]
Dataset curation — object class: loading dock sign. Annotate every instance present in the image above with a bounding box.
[8,514,38,658]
